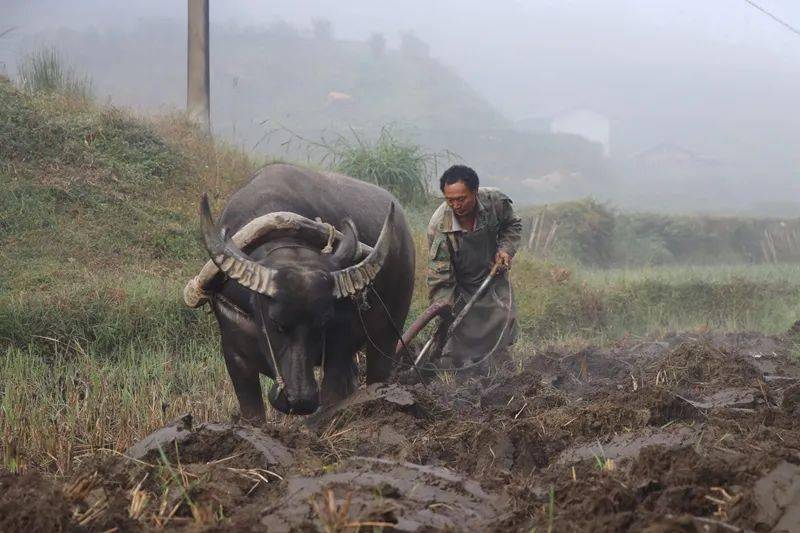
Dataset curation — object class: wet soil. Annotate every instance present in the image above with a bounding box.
[2,329,800,531]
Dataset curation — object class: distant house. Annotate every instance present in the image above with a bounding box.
[513,115,551,133]
[520,169,589,196]
[550,108,611,158]
[326,91,354,105]
[634,143,721,167]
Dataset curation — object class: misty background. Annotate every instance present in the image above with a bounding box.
[2,0,798,216]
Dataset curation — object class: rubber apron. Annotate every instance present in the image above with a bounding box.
[443,221,516,363]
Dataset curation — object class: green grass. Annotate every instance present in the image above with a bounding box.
[0,275,216,355]
[0,76,257,352]
[0,75,258,472]
[580,263,800,286]
[789,333,800,362]
[580,263,800,336]
[511,257,800,341]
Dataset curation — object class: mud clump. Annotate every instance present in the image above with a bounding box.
[646,342,762,392]
[0,471,72,532]
[260,457,506,532]
[752,461,800,532]
[2,332,800,531]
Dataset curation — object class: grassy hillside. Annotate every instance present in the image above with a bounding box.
[0,76,258,354]
[2,78,799,471]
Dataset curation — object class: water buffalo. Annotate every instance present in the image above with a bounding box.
[184,164,415,420]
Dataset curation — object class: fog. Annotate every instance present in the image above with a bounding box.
[2,0,799,215]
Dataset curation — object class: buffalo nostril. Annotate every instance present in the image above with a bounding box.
[288,398,319,415]
[268,385,319,415]
[267,385,291,414]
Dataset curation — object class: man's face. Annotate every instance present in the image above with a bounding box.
[443,180,477,217]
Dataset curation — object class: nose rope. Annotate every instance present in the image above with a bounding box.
[256,303,285,391]
[319,330,327,395]
[259,233,332,400]
[256,300,330,405]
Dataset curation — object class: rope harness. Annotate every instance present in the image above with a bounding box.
[357,274,514,374]
[256,301,285,390]
[255,301,328,407]
[316,218,336,254]
[251,242,332,404]
[253,271,513,394]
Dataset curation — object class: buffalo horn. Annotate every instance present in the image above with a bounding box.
[200,193,279,296]
[331,202,396,299]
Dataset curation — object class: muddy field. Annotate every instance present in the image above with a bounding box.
[2,329,800,532]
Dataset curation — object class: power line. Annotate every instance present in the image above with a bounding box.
[743,0,800,38]
[0,27,19,39]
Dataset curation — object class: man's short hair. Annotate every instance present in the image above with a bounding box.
[439,164,479,192]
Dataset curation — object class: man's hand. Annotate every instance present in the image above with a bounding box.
[494,250,512,272]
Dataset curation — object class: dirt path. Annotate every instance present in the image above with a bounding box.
[2,330,799,531]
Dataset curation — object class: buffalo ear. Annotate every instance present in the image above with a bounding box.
[331,218,359,268]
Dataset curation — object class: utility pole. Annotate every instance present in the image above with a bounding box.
[187,0,210,134]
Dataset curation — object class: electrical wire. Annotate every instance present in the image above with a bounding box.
[743,0,800,38]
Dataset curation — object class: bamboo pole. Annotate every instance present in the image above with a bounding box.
[527,216,539,252]
[542,220,559,257]
[533,205,548,255]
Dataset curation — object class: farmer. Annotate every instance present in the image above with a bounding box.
[426,164,522,368]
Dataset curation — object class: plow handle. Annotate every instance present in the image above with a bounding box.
[394,300,451,357]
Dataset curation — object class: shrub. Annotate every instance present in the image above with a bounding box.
[521,198,800,267]
[17,46,92,100]
[323,127,444,206]
[523,198,616,266]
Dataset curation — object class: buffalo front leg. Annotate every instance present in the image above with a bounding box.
[223,351,266,424]
[364,322,395,384]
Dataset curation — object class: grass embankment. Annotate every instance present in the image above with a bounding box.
[2,77,799,472]
[0,76,255,351]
